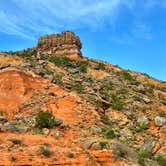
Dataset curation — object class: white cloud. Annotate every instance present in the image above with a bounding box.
[0,0,162,40]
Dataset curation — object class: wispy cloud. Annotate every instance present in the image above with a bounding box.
[0,0,163,40]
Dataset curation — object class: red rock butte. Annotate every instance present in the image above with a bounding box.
[37,31,82,59]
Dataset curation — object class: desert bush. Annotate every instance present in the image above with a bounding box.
[18,49,37,60]
[100,115,111,124]
[52,73,63,86]
[38,145,51,157]
[9,156,17,162]
[154,154,166,166]
[47,56,73,67]
[112,145,128,160]
[111,94,125,111]
[146,83,155,93]
[96,63,105,70]
[67,152,74,158]
[8,138,22,145]
[137,149,150,165]
[120,71,136,82]
[35,110,55,129]
[136,122,149,132]
[78,61,88,73]
[99,141,109,149]
[102,126,116,139]
[44,69,53,75]
[71,82,84,93]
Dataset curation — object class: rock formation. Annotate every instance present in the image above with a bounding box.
[37,31,82,59]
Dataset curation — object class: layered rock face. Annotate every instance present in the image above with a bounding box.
[37,31,82,59]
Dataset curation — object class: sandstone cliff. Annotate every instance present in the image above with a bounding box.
[37,31,82,59]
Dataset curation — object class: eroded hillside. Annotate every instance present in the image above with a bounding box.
[0,32,166,165]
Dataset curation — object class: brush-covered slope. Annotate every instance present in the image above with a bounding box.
[0,50,166,166]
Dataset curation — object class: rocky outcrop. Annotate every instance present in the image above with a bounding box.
[37,31,82,59]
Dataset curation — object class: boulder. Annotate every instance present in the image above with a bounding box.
[154,116,166,127]
[53,131,64,138]
[82,139,102,150]
[54,117,63,126]
[137,116,149,126]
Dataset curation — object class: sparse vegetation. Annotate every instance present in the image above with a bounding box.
[99,141,109,149]
[67,152,74,158]
[70,82,84,93]
[137,149,150,165]
[96,63,105,70]
[154,154,166,166]
[120,71,136,82]
[1,34,166,166]
[100,115,111,124]
[146,83,155,93]
[113,146,127,159]
[44,69,53,75]
[8,138,22,145]
[38,145,51,157]
[47,55,88,73]
[78,61,88,72]
[136,121,149,132]
[9,156,17,162]
[102,126,116,139]
[0,108,7,116]
[47,56,72,67]
[111,94,125,111]
[160,98,166,105]
[17,49,37,60]
[52,73,63,86]
[35,110,56,129]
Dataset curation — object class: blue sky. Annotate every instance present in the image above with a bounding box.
[0,0,166,81]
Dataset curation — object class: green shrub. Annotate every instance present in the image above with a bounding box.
[100,115,110,124]
[47,56,73,67]
[84,76,93,83]
[71,82,84,93]
[38,146,51,157]
[158,110,166,117]
[8,138,22,145]
[32,129,43,135]
[44,69,53,75]
[52,74,63,86]
[146,83,155,93]
[117,89,128,95]
[94,99,110,110]
[9,156,17,162]
[113,147,127,159]
[160,98,166,105]
[111,95,124,111]
[78,61,88,73]
[136,122,149,132]
[99,141,109,149]
[137,149,149,158]
[18,49,37,60]
[99,82,114,100]
[137,149,150,166]
[154,154,166,166]
[102,126,116,139]
[106,129,116,139]
[96,63,105,70]
[67,152,74,158]
[35,110,55,129]
[120,71,135,82]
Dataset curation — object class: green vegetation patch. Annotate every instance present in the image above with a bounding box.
[111,94,125,111]
[35,110,56,129]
